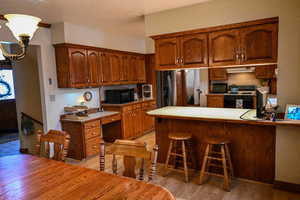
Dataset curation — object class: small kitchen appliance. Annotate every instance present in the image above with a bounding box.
[142,84,153,99]
[105,88,134,104]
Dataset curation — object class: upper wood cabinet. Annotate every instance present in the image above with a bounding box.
[155,34,208,70]
[209,68,228,81]
[180,33,208,68]
[240,24,278,64]
[68,48,89,88]
[255,65,276,79]
[87,50,102,87]
[209,29,240,66]
[54,44,147,88]
[155,38,180,70]
[152,17,278,70]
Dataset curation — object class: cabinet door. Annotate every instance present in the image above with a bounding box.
[122,111,133,139]
[155,37,180,70]
[120,55,129,82]
[209,68,228,81]
[87,50,101,87]
[128,56,138,82]
[69,48,88,87]
[101,52,112,83]
[136,56,146,82]
[110,53,121,82]
[255,65,276,79]
[207,95,224,108]
[180,33,208,68]
[240,23,278,64]
[209,29,240,66]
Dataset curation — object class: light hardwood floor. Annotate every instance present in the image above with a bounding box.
[67,132,300,200]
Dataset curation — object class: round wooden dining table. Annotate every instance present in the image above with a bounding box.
[0,154,175,200]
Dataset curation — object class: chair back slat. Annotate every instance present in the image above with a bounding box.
[36,130,70,161]
[99,139,159,182]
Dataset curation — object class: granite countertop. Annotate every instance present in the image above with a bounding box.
[61,111,119,123]
[147,106,300,126]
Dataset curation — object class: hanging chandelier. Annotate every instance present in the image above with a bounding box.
[0,14,41,61]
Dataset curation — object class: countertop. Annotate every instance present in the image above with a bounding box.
[207,93,256,96]
[61,111,119,123]
[147,106,300,126]
[102,98,155,107]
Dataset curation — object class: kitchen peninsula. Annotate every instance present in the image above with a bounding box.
[148,106,300,183]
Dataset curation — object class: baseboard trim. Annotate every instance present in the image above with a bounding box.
[274,180,300,193]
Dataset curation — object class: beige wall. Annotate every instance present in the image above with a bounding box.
[12,45,43,153]
[145,0,300,184]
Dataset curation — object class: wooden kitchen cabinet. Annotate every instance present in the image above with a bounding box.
[207,95,224,108]
[180,33,208,68]
[152,17,278,69]
[87,50,102,86]
[209,68,228,81]
[155,37,180,70]
[209,29,240,66]
[54,43,147,88]
[61,113,121,160]
[136,56,146,82]
[101,52,112,83]
[240,23,278,64]
[68,48,89,88]
[103,100,156,139]
[255,65,276,79]
[155,33,208,70]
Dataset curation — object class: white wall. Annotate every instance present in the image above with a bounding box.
[145,0,300,184]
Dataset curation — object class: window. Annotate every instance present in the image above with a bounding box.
[0,69,15,100]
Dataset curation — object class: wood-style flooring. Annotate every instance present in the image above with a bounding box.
[67,132,300,200]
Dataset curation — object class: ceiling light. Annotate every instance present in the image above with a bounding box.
[0,14,41,61]
[0,48,5,61]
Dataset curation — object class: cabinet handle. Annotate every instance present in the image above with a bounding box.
[241,47,246,62]
[181,58,183,64]
[235,48,240,61]
[176,58,180,65]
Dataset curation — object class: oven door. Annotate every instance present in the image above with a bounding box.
[224,95,254,109]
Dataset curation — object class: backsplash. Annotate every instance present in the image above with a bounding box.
[227,72,261,86]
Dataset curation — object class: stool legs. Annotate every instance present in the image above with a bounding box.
[182,140,188,182]
[221,145,229,191]
[199,143,234,191]
[199,144,210,184]
[165,139,190,182]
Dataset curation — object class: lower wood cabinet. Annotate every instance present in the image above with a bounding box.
[61,113,121,160]
[207,95,224,108]
[103,100,156,139]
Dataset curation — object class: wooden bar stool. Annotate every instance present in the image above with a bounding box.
[165,132,196,182]
[199,137,234,191]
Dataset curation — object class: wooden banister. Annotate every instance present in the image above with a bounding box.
[21,112,43,126]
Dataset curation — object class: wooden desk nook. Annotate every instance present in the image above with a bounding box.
[0,155,175,200]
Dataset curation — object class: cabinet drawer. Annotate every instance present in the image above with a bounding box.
[133,104,141,110]
[85,137,100,157]
[142,102,149,108]
[84,120,100,129]
[101,114,121,125]
[122,105,133,112]
[85,127,101,140]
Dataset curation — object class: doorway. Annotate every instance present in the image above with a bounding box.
[0,44,44,157]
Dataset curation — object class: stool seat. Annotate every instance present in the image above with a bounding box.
[168,132,192,140]
[204,137,230,145]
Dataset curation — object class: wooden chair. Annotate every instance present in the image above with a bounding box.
[99,139,159,181]
[36,130,70,161]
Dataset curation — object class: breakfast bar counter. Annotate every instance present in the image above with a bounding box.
[147,106,280,183]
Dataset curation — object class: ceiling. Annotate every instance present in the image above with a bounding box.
[0,0,211,37]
